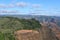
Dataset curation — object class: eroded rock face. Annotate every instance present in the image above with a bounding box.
[39,26,57,40]
[14,30,40,40]
[14,24,58,40]
[49,22,60,40]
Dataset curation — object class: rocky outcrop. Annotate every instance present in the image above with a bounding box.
[39,23,57,40]
[14,23,58,40]
[14,30,40,40]
[49,22,60,40]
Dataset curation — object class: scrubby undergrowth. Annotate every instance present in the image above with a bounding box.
[0,17,41,40]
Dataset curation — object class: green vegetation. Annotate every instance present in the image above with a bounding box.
[0,17,41,40]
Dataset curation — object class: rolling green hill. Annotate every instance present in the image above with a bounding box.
[0,17,41,40]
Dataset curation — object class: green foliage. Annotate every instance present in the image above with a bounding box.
[0,32,5,40]
[0,17,41,40]
[20,19,41,30]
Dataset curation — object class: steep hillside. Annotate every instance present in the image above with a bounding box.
[39,23,57,40]
[0,17,41,30]
[0,17,41,40]
[15,22,58,40]
[41,21,60,40]
[49,22,60,40]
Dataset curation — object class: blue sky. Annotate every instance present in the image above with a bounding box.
[0,0,60,16]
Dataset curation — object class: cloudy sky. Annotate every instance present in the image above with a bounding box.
[0,0,60,16]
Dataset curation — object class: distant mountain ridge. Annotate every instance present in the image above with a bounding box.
[0,15,60,26]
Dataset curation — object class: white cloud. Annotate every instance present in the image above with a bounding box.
[32,4,41,8]
[0,10,19,13]
[0,4,15,8]
[28,9,60,16]
[16,2,28,8]
[0,2,41,8]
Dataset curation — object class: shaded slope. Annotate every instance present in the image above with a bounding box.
[49,22,60,40]
[40,23,57,40]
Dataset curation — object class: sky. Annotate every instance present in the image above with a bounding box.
[0,0,60,16]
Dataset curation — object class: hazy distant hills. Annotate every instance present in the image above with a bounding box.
[0,15,60,26]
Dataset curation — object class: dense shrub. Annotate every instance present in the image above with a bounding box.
[0,17,41,40]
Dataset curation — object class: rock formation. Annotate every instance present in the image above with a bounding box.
[49,22,60,40]
[14,23,58,40]
[14,30,40,40]
[39,22,57,40]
